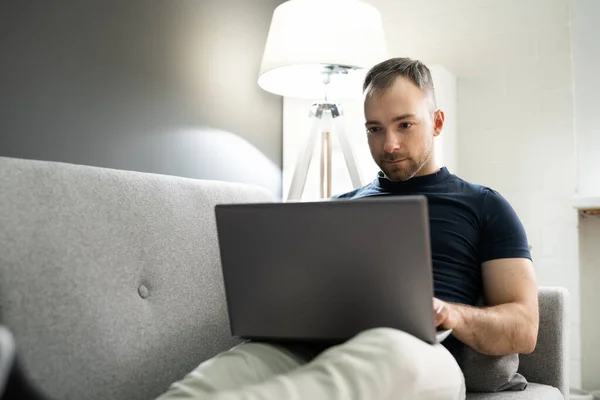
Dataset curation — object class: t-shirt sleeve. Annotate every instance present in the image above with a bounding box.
[479,188,532,263]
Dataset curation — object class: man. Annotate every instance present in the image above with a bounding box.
[333,57,539,361]
[157,58,539,400]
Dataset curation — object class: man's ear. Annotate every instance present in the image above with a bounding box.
[433,109,445,137]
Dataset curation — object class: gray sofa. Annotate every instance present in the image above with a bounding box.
[0,156,569,400]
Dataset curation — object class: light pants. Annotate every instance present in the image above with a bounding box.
[157,328,466,400]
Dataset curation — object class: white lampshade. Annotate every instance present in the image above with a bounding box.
[258,0,388,100]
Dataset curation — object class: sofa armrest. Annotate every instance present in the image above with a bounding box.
[518,287,569,398]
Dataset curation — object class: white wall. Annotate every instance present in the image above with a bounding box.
[365,0,581,388]
[282,66,457,201]
[571,0,600,390]
[571,0,600,197]
[432,67,458,175]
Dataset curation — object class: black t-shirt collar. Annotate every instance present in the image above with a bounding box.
[376,167,450,191]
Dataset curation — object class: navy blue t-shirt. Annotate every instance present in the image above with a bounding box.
[331,167,531,363]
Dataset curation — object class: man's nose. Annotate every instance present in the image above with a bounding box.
[383,131,400,154]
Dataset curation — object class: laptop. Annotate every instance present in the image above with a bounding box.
[214,195,452,345]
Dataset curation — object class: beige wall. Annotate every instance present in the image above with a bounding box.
[579,216,600,389]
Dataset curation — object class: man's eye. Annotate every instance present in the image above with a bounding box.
[367,127,381,134]
[399,122,413,129]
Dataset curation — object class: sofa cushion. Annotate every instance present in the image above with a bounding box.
[462,348,528,392]
[0,157,275,400]
[466,382,563,399]
[461,294,528,393]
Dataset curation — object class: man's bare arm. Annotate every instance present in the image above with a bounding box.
[435,258,539,356]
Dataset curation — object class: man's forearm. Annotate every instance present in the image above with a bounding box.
[450,302,537,356]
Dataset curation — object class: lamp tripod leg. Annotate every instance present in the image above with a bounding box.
[287,114,322,201]
[333,115,363,189]
[320,130,332,198]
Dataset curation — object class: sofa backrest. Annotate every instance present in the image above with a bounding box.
[0,156,274,400]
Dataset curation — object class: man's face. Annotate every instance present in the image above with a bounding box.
[364,77,443,182]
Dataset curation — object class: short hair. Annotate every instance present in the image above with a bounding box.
[363,57,437,109]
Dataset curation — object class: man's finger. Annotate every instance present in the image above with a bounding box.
[434,302,448,327]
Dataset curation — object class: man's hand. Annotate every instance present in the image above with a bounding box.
[433,298,458,330]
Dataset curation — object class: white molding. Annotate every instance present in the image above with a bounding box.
[571,194,600,210]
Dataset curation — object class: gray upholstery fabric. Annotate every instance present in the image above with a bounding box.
[462,350,528,392]
[461,296,528,393]
[466,383,563,400]
[0,156,274,400]
[518,287,570,397]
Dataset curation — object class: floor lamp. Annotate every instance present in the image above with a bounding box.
[257,0,388,201]
[292,100,362,200]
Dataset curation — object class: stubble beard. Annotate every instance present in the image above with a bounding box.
[380,138,434,182]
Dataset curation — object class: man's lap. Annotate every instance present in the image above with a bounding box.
[157,328,465,400]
